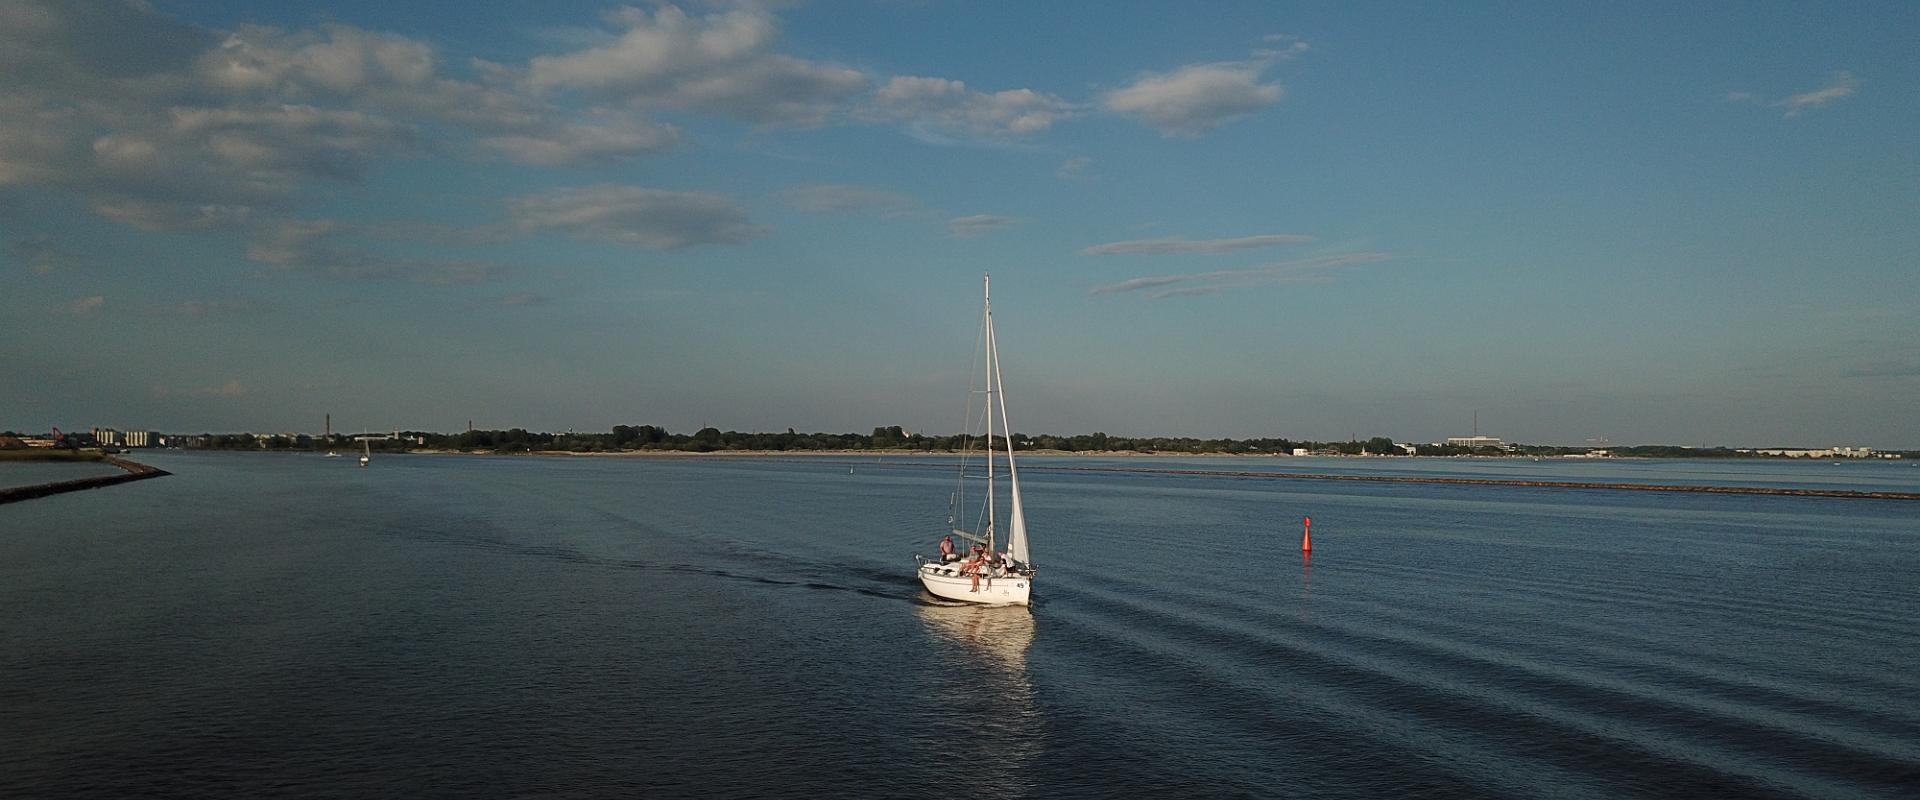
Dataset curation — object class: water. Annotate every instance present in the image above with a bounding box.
[2,452,1916,798]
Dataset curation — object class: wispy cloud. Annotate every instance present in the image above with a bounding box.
[246,218,503,284]
[64,295,106,314]
[10,235,78,275]
[1055,157,1094,181]
[475,116,679,166]
[500,291,549,306]
[508,184,763,249]
[774,184,914,214]
[1841,360,1920,379]
[948,214,1020,238]
[154,379,249,398]
[1090,252,1392,298]
[173,298,259,317]
[1257,34,1313,61]
[1079,234,1313,256]
[1775,71,1858,117]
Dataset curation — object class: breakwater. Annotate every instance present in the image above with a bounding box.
[0,456,171,505]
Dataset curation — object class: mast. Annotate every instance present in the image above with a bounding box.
[983,274,995,554]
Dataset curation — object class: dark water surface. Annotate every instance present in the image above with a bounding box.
[3,452,1916,798]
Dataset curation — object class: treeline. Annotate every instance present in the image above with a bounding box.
[167,428,1918,459]
[433,426,1406,455]
[183,426,1415,455]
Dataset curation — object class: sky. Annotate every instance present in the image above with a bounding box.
[2,1,1917,447]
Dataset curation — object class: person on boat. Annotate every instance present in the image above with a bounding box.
[938,534,957,563]
[961,545,990,592]
[986,550,1005,578]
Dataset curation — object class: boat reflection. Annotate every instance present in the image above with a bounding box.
[914,602,1042,796]
[916,601,1036,674]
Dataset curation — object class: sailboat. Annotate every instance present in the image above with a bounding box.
[359,437,370,467]
[915,275,1034,606]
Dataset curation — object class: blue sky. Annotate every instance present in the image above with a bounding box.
[3,1,1916,447]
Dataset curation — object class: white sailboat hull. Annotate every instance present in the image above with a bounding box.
[919,563,1032,606]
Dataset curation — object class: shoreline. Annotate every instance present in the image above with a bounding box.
[0,456,171,506]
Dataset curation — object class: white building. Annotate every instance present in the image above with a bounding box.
[1743,447,1874,459]
[1445,436,1504,449]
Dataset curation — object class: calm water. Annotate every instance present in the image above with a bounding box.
[2,452,1916,798]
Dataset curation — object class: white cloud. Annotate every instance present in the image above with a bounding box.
[0,4,702,233]
[1103,61,1284,136]
[1776,71,1858,117]
[526,4,867,126]
[774,184,913,214]
[862,76,1075,140]
[508,185,763,249]
[948,214,1020,238]
[1090,252,1392,298]
[1079,234,1313,256]
[65,295,105,314]
[501,291,549,306]
[169,104,417,181]
[196,24,560,135]
[198,24,436,95]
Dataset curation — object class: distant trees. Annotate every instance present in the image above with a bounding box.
[170,424,1830,460]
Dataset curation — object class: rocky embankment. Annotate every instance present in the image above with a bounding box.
[0,456,171,505]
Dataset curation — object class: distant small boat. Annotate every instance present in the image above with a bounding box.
[325,451,339,458]
[359,438,370,468]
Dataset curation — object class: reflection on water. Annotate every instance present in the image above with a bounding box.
[915,603,1042,796]
[917,602,1036,673]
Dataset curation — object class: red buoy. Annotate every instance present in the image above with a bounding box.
[1302,516,1312,553]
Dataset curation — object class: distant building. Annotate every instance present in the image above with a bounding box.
[125,430,152,447]
[1445,436,1505,449]
[93,427,121,446]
